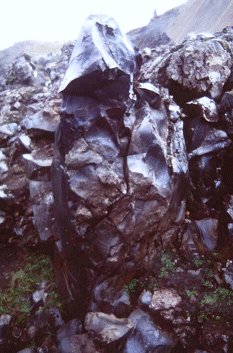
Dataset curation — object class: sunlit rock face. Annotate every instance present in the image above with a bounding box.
[52,15,187,315]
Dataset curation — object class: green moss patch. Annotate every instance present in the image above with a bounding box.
[0,253,63,325]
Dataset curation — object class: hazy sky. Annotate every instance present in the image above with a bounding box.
[0,0,188,50]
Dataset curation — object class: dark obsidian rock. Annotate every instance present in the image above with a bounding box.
[59,15,137,96]
[219,91,233,137]
[123,309,176,353]
[183,116,230,158]
[51,15,187,316]
[181,218,218,259]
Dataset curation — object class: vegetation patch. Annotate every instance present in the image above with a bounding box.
[201,287,233,308]
[0,253,63,325]
[123,278,139,294]
[159,250,176,278]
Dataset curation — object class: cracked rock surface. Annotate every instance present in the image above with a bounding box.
[1,13,233,353]
[52,15,188,316]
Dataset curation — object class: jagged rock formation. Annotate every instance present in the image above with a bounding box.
[1,13,233,353]
[142,28,233,103]
[0,42,74,246]
[52,15,187,319]
[128,0,233,48]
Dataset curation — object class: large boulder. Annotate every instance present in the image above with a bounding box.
[142,27,233,104]
[52,15,188,316]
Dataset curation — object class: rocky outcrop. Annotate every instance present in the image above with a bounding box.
[52,15,187,318]
[142,27,233,103]
[1,13,233,353]
[0,42,74,246]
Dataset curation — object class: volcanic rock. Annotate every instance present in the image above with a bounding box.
[52,15,188,315]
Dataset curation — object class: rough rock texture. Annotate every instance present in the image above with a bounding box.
[1,13,233,353]
[124,309,176,353]
[0,41,74,246]
[142,27,233,103]
[84,312,132,344]
[52,15,187,317]
[149,288,182,311]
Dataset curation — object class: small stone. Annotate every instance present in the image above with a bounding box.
[0,122,18,136]
[0,314,11,326]
[57,319,83,353]
[125,309,177,352]
[139,290,152,306]
[84,312,133,344]
[48,307,64,328]
[223,260,233,290]
[32,288,47,303]
[149,289,182,311]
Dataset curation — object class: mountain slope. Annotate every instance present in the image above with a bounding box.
[167,0,233,42]
[0,40,63,67]
[128,0,233,47]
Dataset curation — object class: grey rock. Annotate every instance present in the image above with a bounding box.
[59,15,137,95]
[48,307,64,328]
[160,38,232,100]
[220,90,233,114]
[52,15,187,314]
[17,133,32,151]
[10,55,36,85]
[29,181,55,242]
[181,221,204,259]
[0,122,19,140]
[142,32,233,104]
[0,184,13,203]
[181,218,219,258]
[183,116,230,158]
[22,110,59,135]
[149,288,182,311]
[56,319,83,353]
[91,277,131,316]
[219,90,233,136]
[23,153,52,181]
[223,260,233,290]
[0,314,11,327]
[70,334,100,353]
[123,309,176,353]
[227,223,233,238]
[0,210,6,226]
[0,314,11,345]
[128,28,173,50]
[225,195,233,221]
[195,218,218,251]
[139,290,152,307]
[85,312,133,344]
[0,151,8,181]
[187,150,226,218]
[135,82,162,109]
[0,37,65,246]
[184,97,219,123]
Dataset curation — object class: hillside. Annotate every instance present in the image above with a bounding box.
[0,40,63,67]
[128,0,233,48]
